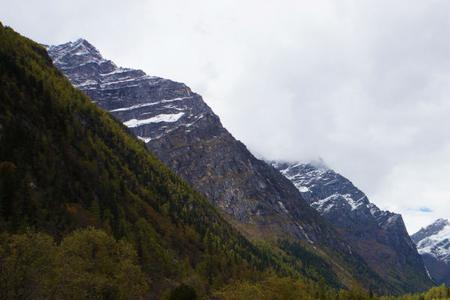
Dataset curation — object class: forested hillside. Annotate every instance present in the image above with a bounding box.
[0,22,280,299]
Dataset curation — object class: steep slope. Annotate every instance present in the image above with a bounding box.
[47,39,316,242]
[272,161,432,293]
[412,219,450,286]
[46,39,401,293]
[0,23,291,298]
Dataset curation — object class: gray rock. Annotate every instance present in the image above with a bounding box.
[272,160,432,292]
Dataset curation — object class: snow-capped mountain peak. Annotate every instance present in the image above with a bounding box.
[270,160,430,290]
[411,219,450,286]
[272,161,415,237]
[47,40,214,143]
[48,38,104,66]
[413,219,450,263]
[272,161,372,214]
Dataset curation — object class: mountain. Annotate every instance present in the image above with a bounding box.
[271,161,432,293]
[0,23,294,298]
[46,39,404,293]
[412,219,450,286]
[46,38,317,242]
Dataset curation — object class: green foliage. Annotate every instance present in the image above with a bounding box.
[0,231,57,299]
[216,278,450,300]
[215,276,450,300]
[381,284,450,300]
[0,228,147,300]
[278,239,340,287]
[214,274,377,300]
[54,228,148,300]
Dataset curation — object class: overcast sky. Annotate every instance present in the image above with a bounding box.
[2,0,450,233]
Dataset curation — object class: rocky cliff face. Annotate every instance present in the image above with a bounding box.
[47,39,322,242]
[47,39,425,293]
[272,161,432,292]
[412,219,450,286]
[48,39,210,143]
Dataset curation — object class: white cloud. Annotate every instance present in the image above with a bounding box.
[2,0,450,232]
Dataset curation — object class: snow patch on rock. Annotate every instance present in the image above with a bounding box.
[124,112,185,128]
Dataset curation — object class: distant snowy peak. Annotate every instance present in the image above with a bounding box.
[48,39,214,143]
[271,160,429,289]
[273,161,370,212]
[412,219,450,286]
[271,160,404,230]
[413,219,450,242]
[412,219,450,263]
